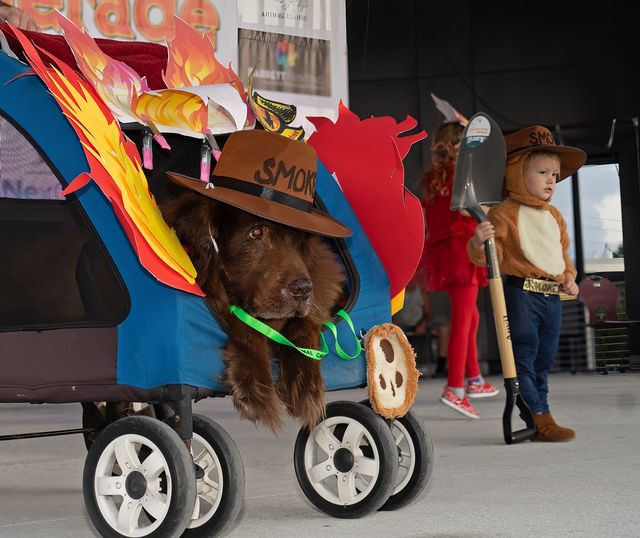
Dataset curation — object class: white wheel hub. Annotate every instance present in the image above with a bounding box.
[303,416,381,506]
[390,420,416,495]
[93,434,172,537]
[189,432,224,528]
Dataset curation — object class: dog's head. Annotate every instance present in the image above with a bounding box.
[161,191,345,322]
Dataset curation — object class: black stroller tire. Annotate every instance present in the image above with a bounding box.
[294,401,398,518]
[183,414,245,537]
[83,415,196,538]
[378,409,434,510]
[359,400,434,510]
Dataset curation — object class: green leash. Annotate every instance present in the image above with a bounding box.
[229,305,362,361]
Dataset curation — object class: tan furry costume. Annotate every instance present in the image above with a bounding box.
[467,151,577,284]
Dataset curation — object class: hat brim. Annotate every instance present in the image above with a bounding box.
[508,145,587,181]
[167,172,352,238]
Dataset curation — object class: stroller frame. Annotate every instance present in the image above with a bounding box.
[0,47,432,536]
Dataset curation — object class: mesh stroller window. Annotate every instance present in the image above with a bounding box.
[0,117,63,200]
[0,115,129,330]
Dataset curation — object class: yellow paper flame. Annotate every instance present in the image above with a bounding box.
[58,13,148,123]
[133,89,209,135]
[51,67,197,283]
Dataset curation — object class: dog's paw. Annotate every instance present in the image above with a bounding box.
[226,371,284,433]
[289,388,326,430]
[223,344,287,432]
[277,362,326,429]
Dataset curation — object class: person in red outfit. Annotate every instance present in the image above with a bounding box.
[421,121,499,419]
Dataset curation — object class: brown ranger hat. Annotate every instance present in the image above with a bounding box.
[505,125,587,180]
[167,130,351,237]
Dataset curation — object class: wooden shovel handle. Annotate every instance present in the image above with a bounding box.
[488,278,517,379]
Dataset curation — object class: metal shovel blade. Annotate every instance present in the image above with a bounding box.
[451,113,505,213]
[452,112,535,445]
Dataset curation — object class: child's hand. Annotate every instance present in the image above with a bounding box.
[562,275,579,296]
[414,319,428,336]
[471,221,495,249]
[0,5,37,30]
[460,205,490,218]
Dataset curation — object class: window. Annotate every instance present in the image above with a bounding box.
[0,115,129,330]
[578,164,624,274]
[552,173,576,265]
[552,162,624,275]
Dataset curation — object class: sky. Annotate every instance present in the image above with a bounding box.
[553,163,623,266]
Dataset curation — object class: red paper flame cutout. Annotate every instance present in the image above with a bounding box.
[308,102,427,297]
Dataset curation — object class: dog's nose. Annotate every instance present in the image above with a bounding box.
[289,278,312,300]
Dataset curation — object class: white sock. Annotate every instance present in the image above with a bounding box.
[468,375,484,385]
[449,386,465,399]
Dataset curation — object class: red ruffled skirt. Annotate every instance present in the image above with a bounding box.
[416,233,487,292]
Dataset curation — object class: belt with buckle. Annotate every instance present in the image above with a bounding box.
[505,275,561,295]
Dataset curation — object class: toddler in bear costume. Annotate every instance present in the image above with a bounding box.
[468,125,585,442]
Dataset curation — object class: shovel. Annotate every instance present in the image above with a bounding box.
[451,112,535,445]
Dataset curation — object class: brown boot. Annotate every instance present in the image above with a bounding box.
[533,413,575,442]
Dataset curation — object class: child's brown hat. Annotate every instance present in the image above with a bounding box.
[505,125,586,180]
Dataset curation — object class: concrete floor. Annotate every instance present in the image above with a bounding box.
[0,372,638,537]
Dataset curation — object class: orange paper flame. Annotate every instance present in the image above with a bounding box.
[164,16,245,99]
[59,13,248,138]
[58,12,149,123]
[132,89,209,135]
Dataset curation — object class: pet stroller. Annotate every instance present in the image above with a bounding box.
[0,41,432,537]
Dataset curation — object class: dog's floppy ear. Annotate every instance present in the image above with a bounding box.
[304,236,346,322]
[160,191,220,285]
[161,192,217,273]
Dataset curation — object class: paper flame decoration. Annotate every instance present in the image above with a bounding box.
[55,13,149,124]
[58,12,303,140]
[308,103,427,304]
[247,69,304,141]
[9,25,203,296]
[57,12,249,139]
[132,89,209,137]
[164,17,246,100]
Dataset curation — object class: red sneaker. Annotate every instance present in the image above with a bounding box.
[466,381,500,399]
[439,387,480,419]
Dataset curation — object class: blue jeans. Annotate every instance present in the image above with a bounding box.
[504,283,562,414]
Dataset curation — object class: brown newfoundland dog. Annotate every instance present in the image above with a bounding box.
[162,131,351,432]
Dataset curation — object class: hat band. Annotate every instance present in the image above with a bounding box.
[213,175,313,213]
[507,143,556,156]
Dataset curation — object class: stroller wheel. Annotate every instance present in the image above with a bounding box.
[294,401,398,518]
[83,416,196,538]
[183,414,245,537]
[359,400,434,510]
[380,410,434,510]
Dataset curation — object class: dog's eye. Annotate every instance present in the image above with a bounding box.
[248,226,263,240]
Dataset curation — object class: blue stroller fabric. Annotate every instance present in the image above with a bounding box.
[0,52,390,394]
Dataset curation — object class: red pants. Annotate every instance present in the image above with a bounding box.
[445,284,481,388]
